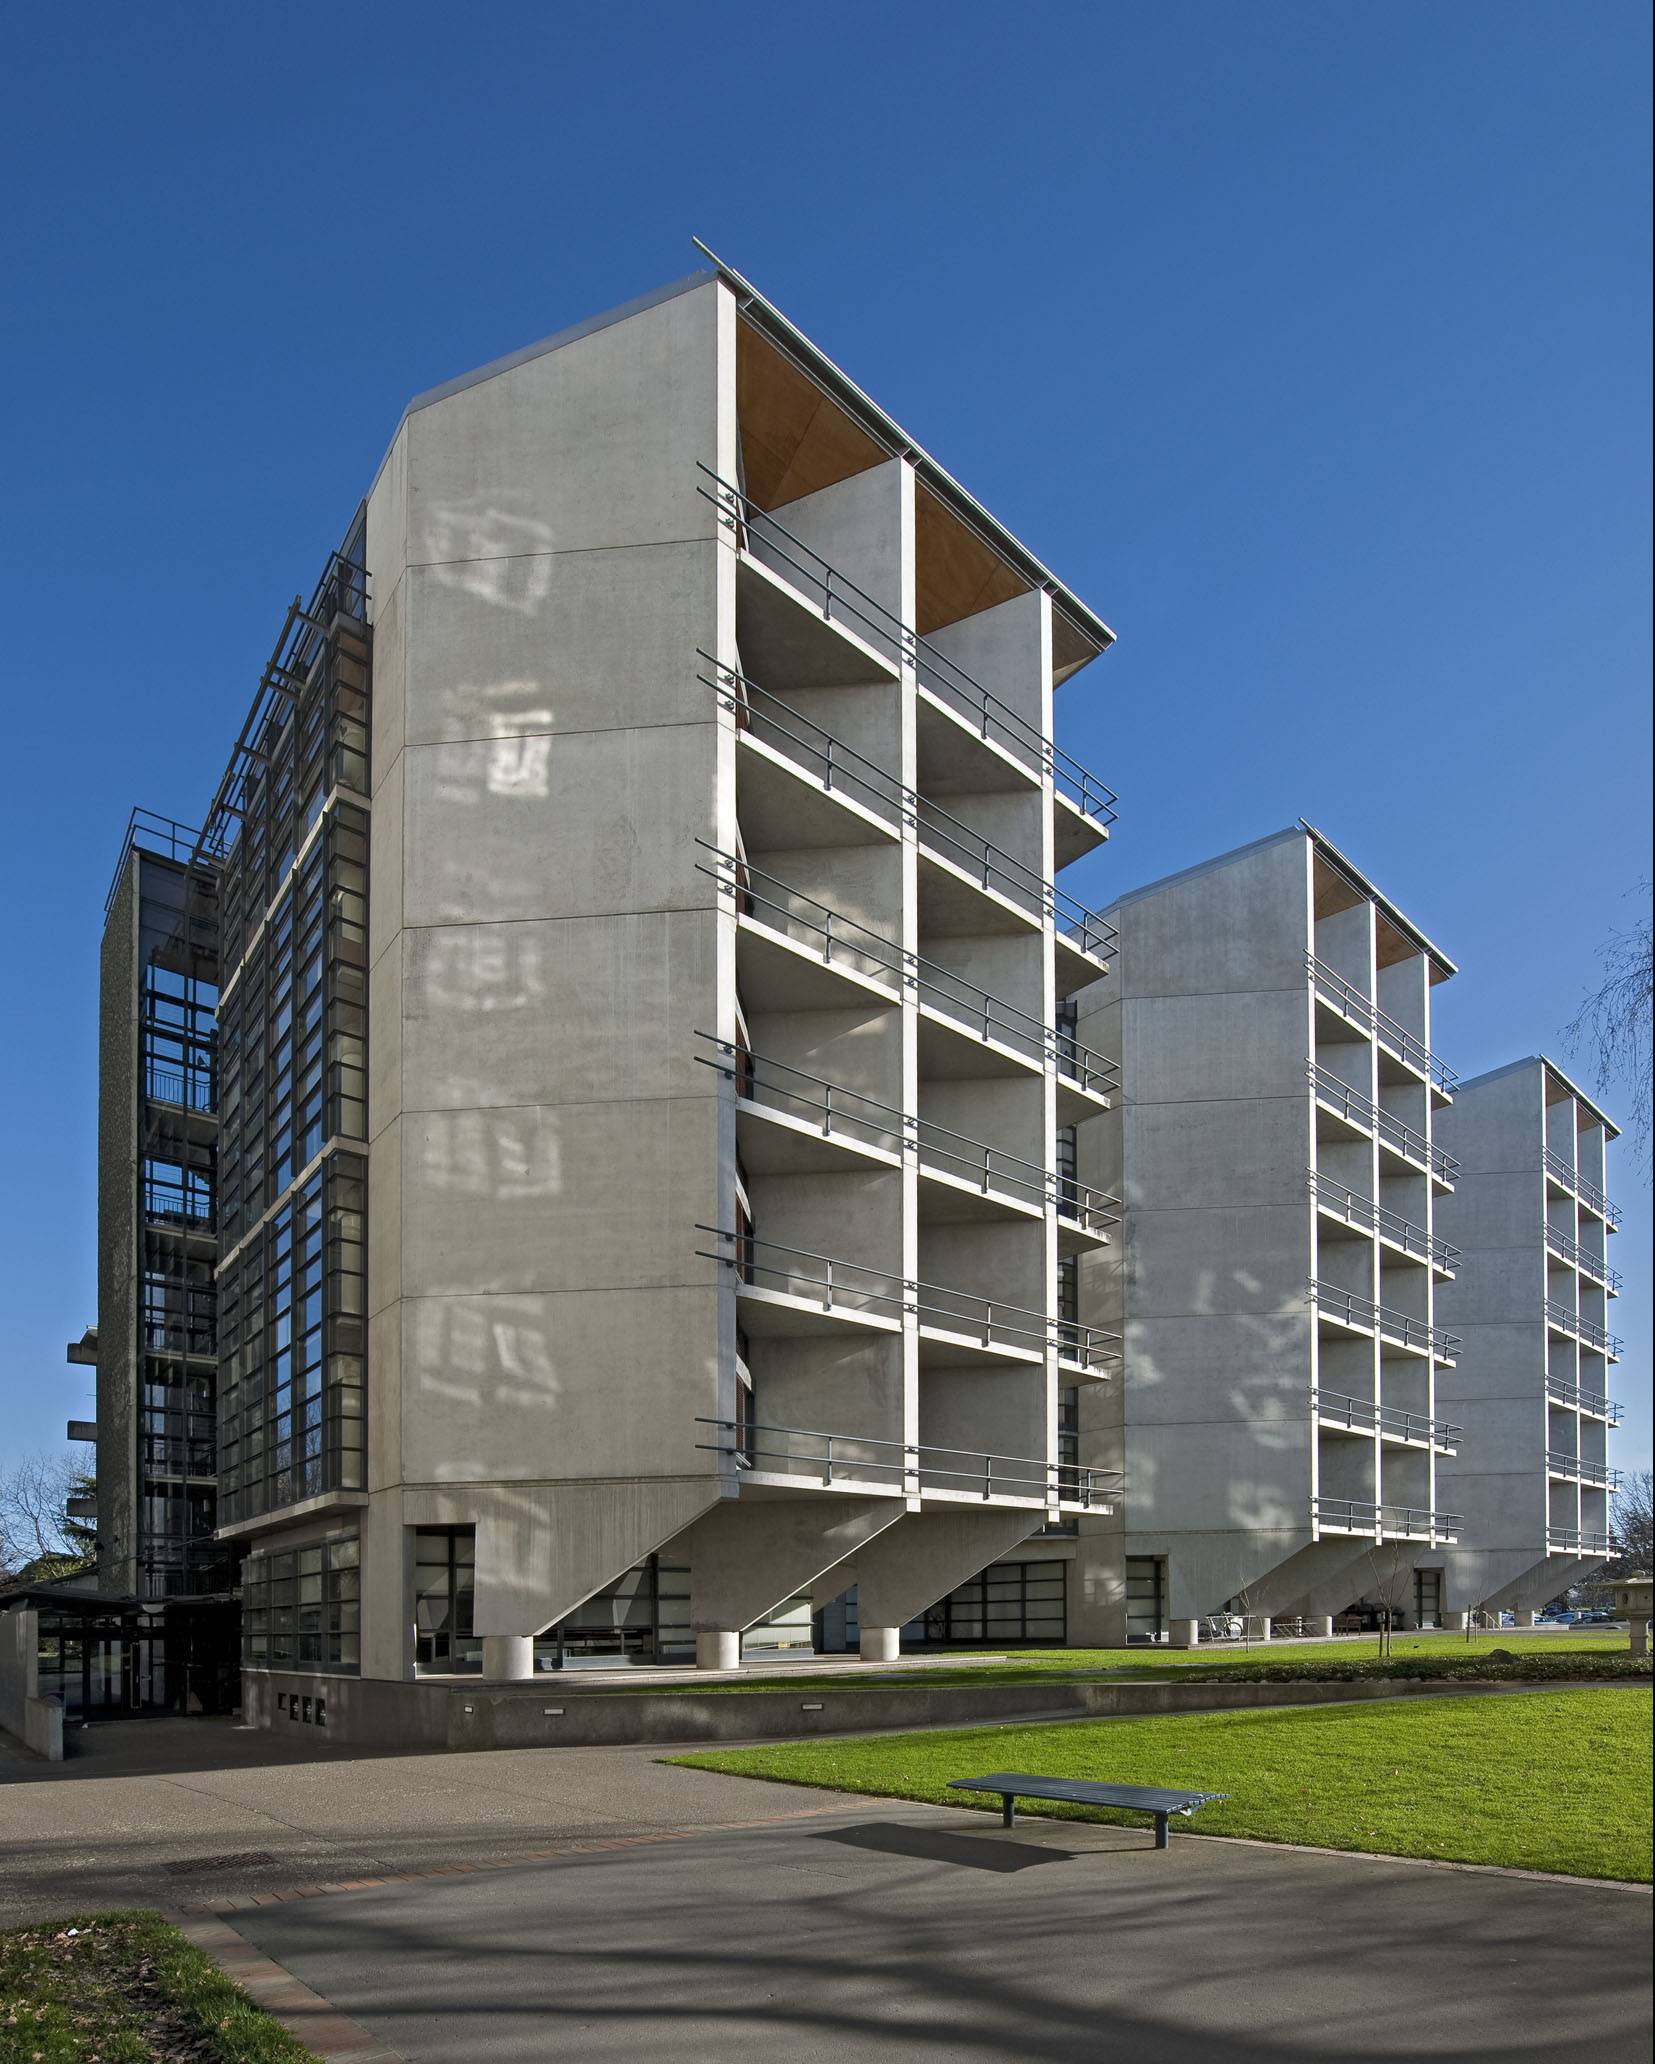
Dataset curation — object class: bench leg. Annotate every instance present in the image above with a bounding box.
[1154,1813,1169,1850]
[1002,1795,1016,1828]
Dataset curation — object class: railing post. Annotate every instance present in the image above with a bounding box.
[823,1434,834,1487]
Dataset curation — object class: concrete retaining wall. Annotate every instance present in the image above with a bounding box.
[246,1665,1541,1754]
[0,1607,64,1763]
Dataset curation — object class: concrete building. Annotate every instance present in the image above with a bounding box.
[1433,1057,1623,1623]
[88,255,1124,1722]
[1073,825,1466,1645]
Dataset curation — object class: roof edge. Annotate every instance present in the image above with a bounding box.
[1456,1054,1623,1137]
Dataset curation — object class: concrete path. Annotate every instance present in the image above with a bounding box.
[217,1800,1649,2064]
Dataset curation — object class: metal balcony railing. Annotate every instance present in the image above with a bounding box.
[1309,1065,1460,1185]
[1313,1497,1464,1543]
[1307,955,1457,1094]
[1544,1148,1622,1229]
[710,661,1113,959]
[1544,1299,1623,1358]
[1310,1279,1460,1360]
[1309,1172,1459,1272]
[698,1227,1121,1371]
[1543,1222,1622,1292]
[700,466,1118,829]
[141,1178,216,1233]
[1546,1450,1621,1489]
[1312,1388,1461,1449]
[104,807,206,918]
[698,1036,1119,1235]
[700,846,1118,1100]
[145,1064,217,1116]
[695,1416,1121,1508]
[1547,1526,1614,1556]
[1545,1374,1623,1423]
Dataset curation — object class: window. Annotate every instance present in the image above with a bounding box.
[913,1561,1067,1645]
[413,1528,479,1674]
[1125,1556,1167,1644]
[243,1533,360,1673]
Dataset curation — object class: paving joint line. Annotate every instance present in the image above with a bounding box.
[171,1909,408,2062]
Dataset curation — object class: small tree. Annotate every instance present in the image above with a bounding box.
[1364,1541,1414,1660]
[1565,884,1653,1161]
[1610,1470,1654,1575]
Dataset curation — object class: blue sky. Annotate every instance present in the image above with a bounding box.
[1,4,1649,1474]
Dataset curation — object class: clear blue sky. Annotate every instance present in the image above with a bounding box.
[2,5,1649,1475]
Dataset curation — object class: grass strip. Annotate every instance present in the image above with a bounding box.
[669,1686,1654,1883]
[0,1910,318,2064]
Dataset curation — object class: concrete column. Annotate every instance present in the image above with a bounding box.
[482,1634,534,1680]
[859,1626,901,1663]
[1247,1616,1272,1644]
[1312,1615,1336,1638]
[1629,1620,1648,1658]
[696,1630,740,1670]
[1514,1609,1538,1628]
[1169,1619,1201,1649]
[1442,1610,1468,1632]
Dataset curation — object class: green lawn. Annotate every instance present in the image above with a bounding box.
[670,1686,1653,1883]
[607,1629,1637,1696]
[0,1912,318,2064]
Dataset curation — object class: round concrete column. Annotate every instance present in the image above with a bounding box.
[1514,1609,1539,1628]
[482,1634,534,1680]
[1629,1620,1648,1657]
[1441,1610,1468,1632]
[696,1630,741,1670]
[859,1626,900,1663]
[1313,1615,1336,1638]
[1248,1617,1272,1644]
[1169,1619,1201,1649]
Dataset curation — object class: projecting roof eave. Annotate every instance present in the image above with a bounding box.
[1298,821,1457,983]
[692,240,1116,672]
[1457,1054,1622,1138]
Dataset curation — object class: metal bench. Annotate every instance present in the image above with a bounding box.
[948,1772,1228,1849]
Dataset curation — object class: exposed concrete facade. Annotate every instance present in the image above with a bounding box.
[1432,1057,1623,1614]
[184,260,1121,1708]
[1073,826,1463,1639]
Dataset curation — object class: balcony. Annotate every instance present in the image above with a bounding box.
[701,467,1118,859]
[1309,1065,1459,1187]
[702,846,1117,1110]
[1546,1526,1614,1556]
[1310,1172,1458,1274]
[1310,1279,1460,1361]
[1546,1450,1622,1490]
[1307,955,1457,1098]
[1544,1299,1623,1361]
[699,1228,1120,1373]
[1543,1221,1622,1293]
[1545,1374,1622,1424]
[1544,1148,1622,1231]
[695,1417,1121,1512]
[1312,1388,1461,1452]
[1313,1497,1463,1544]
[697,1037,1117,1244]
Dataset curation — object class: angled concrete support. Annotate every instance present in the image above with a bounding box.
[850,1507,1041,1658]
[674,1493,909,1663]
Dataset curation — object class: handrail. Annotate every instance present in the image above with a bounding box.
[1543,1299,1623,1357]
[700,466,1118,827]
[1309,1172,1459,1271]
[695,1416,1122,1508]
[103,807,206,918]
[697,1036,1119,1233]
[700,844,1118,1099]
[1545,1374,1623,1424]
[1542,1222,1622,1292]
[1311,1387,1461,1448]
[1313,1496,1464,1542]
[146,1064,217,1116]
[1546,1526,1614,1556]
[1308,1065,1460,1184]
[709,660,1113,956]
[1546,1450,1622,1489]
[1310,1279,1460,1360]
[1543,1148,1622,1230]
[1307,955,1457,1094]
[698,1225,1121,1371]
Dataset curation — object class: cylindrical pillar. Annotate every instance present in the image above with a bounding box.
[1442,1610,1468,1632]
[1514,1609,1539,1629]
[1169,1619,1201,1649]
[482,1634,534,1681]
[859,1626,901,1663]
[696,1629,741,1670]
[1248,1616,1272,1644]
[1629,1619,1648,1658]
[1313,1615,1336,1638]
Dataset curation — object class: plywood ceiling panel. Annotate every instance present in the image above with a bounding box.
[737,322,886,511]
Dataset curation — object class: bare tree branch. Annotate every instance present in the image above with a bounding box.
[0,1453,95,1586]
[1565,882,1653,1162]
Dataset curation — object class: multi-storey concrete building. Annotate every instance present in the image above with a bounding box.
[1073,825,1466,1645]
[1433,1057,1623,1623]
[85,256,1124,1726]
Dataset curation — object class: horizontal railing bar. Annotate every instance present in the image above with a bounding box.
[1543,1148,1621,1228]
[1312,1496,1464,1538]
[1545,1449,1622,1487]
[1546,1527,1615,1555]
[1309,1064,1459,1184]
[694,1416,1123,1504]
[1543,1299,1623,1357]
[1309,1279,1460,1359]
[1542,1221,1623,1290]
[700,466,1118,827]
[1545,1376,1623,1423]
[1311,1387,1462,1444]
[1308,1172,1459,1270]
[1306,955,1458,1094]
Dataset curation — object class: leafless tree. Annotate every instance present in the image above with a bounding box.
[1566,884,1653,1161]
[1611,1469,1654,1575]
[0,1453,95,1586]
[1364,1541,1414,1659]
